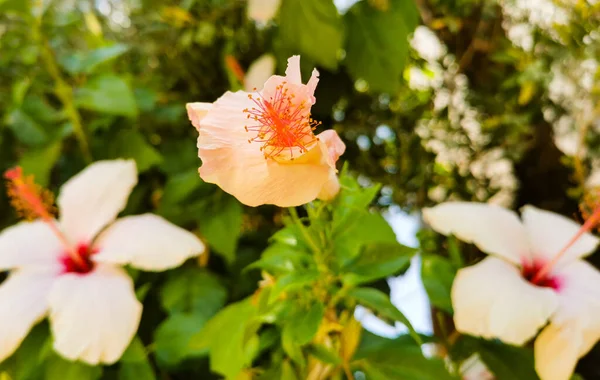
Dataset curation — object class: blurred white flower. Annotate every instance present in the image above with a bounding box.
[410,26,447,62]
[244,54,276,92]
[424,202,600,380]
[247,0,281,23]
[0,160,205,365]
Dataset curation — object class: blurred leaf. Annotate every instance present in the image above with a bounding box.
[246,243,312,275]
[60,44,129,75]
[282,301,324,346]
[19,141,61,186]
[308,344,341,365]
[347,287,420,344]
[160,169,203,206]
[0,323,49,380]
[189,299,260,379]
[104,129,162,172]
[344,0,419,93]
[278,0,343,70]
[160,267,227,318]
[119,337,156,380]
[5,108,48,146]
[134,87,158,113]
[342,242,416,286]
[269,270,320,303]
[353,332,454,380]
[75,75,137,117]
[45,353,102,380]
[453,336,538,380]
[199,193,243,264]
[154,313,208,367]
[421,255,456,314]
[333,212,397,267]
[340,316,362,362]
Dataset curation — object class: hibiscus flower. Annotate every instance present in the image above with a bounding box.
[187,55,345,207]
[0,160,205,365]
[423,202,600,380]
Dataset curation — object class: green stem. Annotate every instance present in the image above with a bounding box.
[37,27,92,162]
[288,206,320,254]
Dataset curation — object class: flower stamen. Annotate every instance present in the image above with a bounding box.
[4,167,86,269]
[531,203,600,284]
[243,82,321,160]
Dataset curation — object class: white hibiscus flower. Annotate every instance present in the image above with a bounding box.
[0,160,205,365]
[423,202,600,380]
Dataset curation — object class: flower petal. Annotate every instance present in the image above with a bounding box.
[317,129,346,170]
[247,0,281,23]
[58,160,137,244]
[451,257,558,345]
[551,260,600,354]
[186,102,213,132]
[534,324,582,380]
[197,91,332,207]
[521,205,599,267]
[0,268,58,361]
[284,55,302,84]
[93,214,205,271]
[244,54,276,92]
[48,264,142,365]
[0,221,63,270]
[423,202,529,264]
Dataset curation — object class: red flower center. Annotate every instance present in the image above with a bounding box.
[521,260,561,290]
[62,243,97,274]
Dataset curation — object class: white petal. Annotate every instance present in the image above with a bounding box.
[93,214,205,271]
[422,202,529,264]
[0,221,63,270]
[247,0,281,23]
[0,268,58,361]
[58,160,137,244]
[522,205,599,267]
[48,265,142,365]
[244,54,276,92]
[284,55,302,84]
[551,260,600,355]
[534,324,581,380]
[452,257,558,345]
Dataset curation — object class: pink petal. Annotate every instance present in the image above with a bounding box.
[186,102,213,132]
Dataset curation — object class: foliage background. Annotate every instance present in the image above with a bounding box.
[0,0,599,379]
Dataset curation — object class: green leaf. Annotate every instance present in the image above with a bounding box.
[246,243,312,275]
[282,302,324,346]
[198,193,243,264]
[5,108,49,146]
[269,270,320,303]
[308,344,342,365]
[421,255,456,314]
[19,141,61,186]
[476,339,538,380]
[160,267,227,318]
[342,242,416,286]
[75,74,137,117]
[104,129,162,172]
[60,44,129,75]
[347,287,421,344]
[189,299,260,379]
[45,353,102,380]
[344,0,419,93]
[154,313,209,367]
[119,337,156,380]
[278,0,343,69]
[353,332,454,380]
[333,211,397,266]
